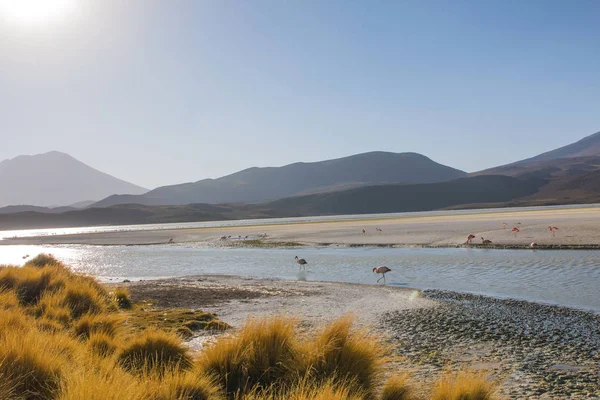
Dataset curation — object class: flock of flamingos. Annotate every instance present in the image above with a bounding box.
[466,222,560,248]
[211,222,562,285]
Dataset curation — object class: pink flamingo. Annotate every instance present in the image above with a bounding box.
[295,256,308,270]
[530,242,538,248]
[548,226,559,236]
[376,228,383,233]
[481,237,492,245]
[373,266,392,284]
[466,234,476,244]
[512,227,520,237]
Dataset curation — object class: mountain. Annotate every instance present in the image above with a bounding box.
[92,152,467,207]
[478,131,600,176]
[0,151,148,207]
[0,205,76,214]
[0,175,542,230]
[472,130,600,206]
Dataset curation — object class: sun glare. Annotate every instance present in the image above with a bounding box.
[0,0,76,26]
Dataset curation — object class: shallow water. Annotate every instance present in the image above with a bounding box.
[1,244,599,313]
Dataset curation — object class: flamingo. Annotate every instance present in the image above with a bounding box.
[481,237,492,245]
[295,256,308,270]
[373,266,392,284]
[362,229,366,234]
[511,227,520,237]
[530,242,538,248]
[466,234,476,244]
[168,238,174,244]
[548,226,559,236]
[220,236,227,240]
[376,227,383,233]
[501,222,507,229]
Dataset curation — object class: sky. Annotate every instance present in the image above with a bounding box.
[0,0,599,189]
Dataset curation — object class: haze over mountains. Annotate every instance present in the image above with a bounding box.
[0,151,147,207]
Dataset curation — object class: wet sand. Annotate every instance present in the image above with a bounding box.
[4,206,600,248]
[118,275,600,400]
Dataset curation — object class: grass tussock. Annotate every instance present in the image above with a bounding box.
[243,379,364,400]
[61,282,109,318]
[381,375,414,400]
[199,317,302,395]
[24,253,65,268]
[113,286,133,309]
[118,329,193,375]
[0,330,65,400]
[73,313,124,340]
[431,370,496,400]
[305,315,387,395]
[152,372,224,400]
[88,331,120,357]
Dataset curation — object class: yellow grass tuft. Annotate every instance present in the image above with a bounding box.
[381,375,414,400]
[118,329,193,375]
[113,286,133,309]
[199,317,302,395]
[431,370,497,400]
[243,379,364,400]
[305,315,387,396]
[24,253,65,268]
[73,313,124,340]
[0,265,67,305]
[0,330,66,400]
[60,282,109,318]
[88,331,120,357]
[152,371,224,400]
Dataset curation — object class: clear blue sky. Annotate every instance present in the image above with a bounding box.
[1,0,599,189]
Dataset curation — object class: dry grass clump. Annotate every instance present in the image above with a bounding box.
[24,253,65,268]
[0,330,65,400]
[118,329,193,375]
[305,315,387,396]
[73,313,124,340]
[113,286,133,309]
[199,317,302,395]
[127,308,229,333]
[151,372,224,400]
[431,370,496,400]
[381,375,414,400]
[60,282,109,318]
[88,331,120,357]
[0,265,67,305]
[243,379,364,400]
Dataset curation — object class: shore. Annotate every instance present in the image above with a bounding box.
[3,206,600,248]
[117,275,599,400]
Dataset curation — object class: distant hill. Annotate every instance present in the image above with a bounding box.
[0,151,148,207]
[472,131,600,206]
[0,175,542,230]
[92,152,466,207]
[0,205,75,214]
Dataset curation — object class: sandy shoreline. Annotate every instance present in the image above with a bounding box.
[4,206,600,248]
[116,275,600,400]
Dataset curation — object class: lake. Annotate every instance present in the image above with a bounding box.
[1,244,599,313]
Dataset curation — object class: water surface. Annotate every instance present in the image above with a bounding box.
[1,244,598,313]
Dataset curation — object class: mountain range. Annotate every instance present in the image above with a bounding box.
[1,130,599,229]
[0,151,147,208]
[92,152,466,207]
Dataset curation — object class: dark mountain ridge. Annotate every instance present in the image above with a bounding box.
[92,151,466,207]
